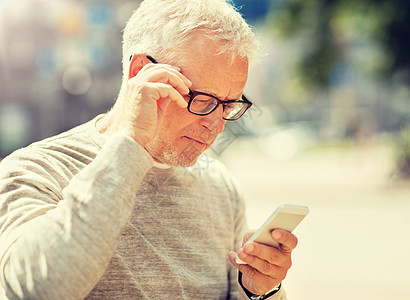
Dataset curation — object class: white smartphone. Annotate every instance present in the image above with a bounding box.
[235,204,309,264]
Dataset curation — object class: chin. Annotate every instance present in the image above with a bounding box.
[178,158,199,167]
[172,153,202,167]
[160,149,204,167]
[147,138,208,167]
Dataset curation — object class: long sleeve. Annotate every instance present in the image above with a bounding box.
[0,134,153,299]
[1,118,283,299]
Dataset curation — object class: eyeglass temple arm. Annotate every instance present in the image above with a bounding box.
[129,54,158,64]
[128,54,159,65]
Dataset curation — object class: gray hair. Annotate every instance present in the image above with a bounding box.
[121,0,259,77]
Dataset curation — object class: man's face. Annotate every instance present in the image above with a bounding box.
[145,36,249,167]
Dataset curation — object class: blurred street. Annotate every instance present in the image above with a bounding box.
[220,139,410,300]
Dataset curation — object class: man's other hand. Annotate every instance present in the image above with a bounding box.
[229,229,298,295]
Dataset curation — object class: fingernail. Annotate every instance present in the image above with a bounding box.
[243,243,254,253]
[238,249,248,258]
[272,230,281,240]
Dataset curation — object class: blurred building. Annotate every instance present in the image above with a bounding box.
[0,0,141,157]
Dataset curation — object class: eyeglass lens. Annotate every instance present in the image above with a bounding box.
[189,95,248,120]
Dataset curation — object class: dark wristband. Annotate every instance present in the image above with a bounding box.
[238,272,281,299]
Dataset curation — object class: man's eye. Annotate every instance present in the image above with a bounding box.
[196,99,210,104]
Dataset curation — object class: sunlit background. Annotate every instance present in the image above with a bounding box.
[1,0,409,299]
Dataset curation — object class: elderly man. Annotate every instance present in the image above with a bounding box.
[0,0,298,299]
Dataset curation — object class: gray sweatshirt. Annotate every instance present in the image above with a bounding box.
[0,116,286,299]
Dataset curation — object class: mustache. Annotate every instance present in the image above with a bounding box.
[186,130,218,144]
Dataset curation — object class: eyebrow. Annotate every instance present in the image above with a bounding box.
[195,89,221,99]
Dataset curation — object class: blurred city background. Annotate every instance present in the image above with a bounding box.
[0,0,409,299]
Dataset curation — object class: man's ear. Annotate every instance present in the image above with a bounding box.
[128,54,152,79]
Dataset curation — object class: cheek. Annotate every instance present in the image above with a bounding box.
[163,101,189,121]
[161,103,197,137]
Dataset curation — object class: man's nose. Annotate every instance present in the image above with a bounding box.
[200,105,226,135]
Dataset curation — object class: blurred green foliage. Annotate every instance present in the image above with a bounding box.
[264,0,409,88]
[259,0,410,179]
[395,128,410,179]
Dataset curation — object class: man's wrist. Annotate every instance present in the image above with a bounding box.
[249,283,281,300]
[238,272,281,299]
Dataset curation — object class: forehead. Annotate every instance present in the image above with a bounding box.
[180,35,249,98]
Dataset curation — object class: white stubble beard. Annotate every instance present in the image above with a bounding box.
[145,128,203,167]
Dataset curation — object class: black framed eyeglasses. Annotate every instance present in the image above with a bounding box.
[139,55,253,121]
